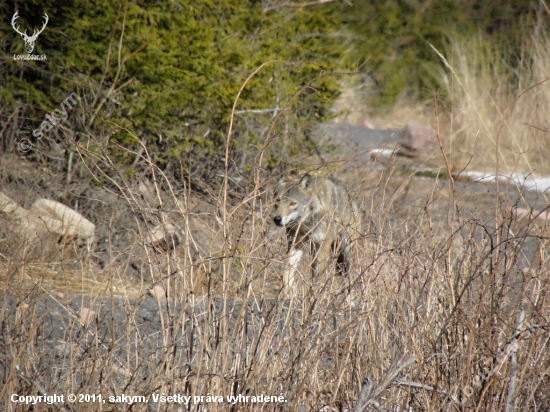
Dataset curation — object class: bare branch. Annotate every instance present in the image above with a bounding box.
[264,0,341,12]
[351,356,418,412]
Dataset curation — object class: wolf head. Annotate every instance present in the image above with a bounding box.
[273,174,314,227]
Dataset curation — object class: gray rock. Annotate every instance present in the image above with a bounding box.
[398,120,438,156]
[310,121,440,164]
[310,122,400,165]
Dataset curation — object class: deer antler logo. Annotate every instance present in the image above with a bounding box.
[11,10,49,54]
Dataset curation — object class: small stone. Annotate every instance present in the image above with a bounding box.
[143,223,180,252]
[149,284,167,302]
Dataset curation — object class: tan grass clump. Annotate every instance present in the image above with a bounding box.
[434,33,550,176]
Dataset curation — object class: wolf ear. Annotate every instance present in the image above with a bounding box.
[300,174,311,189]
[274,175,286,195]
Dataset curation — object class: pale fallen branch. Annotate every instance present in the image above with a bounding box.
[0,191,95,250]
[264,0,341,12]
[235,108,285,114]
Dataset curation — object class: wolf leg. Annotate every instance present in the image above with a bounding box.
[312,239,333,279]
[284,247,303,290]
[337,236,351,275]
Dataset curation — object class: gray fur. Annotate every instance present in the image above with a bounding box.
[273,174,361,290]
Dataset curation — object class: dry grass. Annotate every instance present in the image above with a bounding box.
[1,149,550,411]
[339,33,550,179]
[433,33,550,176]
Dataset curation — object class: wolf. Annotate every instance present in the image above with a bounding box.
[273,174,361,290]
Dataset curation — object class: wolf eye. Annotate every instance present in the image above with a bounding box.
[289,202,296,207]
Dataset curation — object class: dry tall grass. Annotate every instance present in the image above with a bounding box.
[1,145,550,411]
[434,33,550,177]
